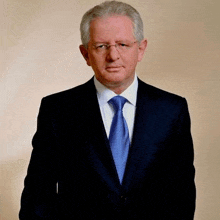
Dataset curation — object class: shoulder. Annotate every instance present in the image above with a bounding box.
[138,78,186,101]
[138,78,183,99]
[41,77,95,105]
[137,78,188,112]
[36,78,96,117]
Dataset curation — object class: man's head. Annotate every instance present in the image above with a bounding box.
[80,1,144,48]
[79,1,147,94]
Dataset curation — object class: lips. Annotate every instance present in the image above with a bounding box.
[106,65,122,71]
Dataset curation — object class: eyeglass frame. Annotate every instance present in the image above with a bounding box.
[90,41,138,53]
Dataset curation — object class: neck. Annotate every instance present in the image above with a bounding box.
[108,85,128,95]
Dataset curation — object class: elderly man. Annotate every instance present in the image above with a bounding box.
[19,1,196,219]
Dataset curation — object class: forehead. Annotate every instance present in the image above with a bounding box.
[89,15,135,42]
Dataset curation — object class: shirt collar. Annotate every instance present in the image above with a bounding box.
[94,75,138,107]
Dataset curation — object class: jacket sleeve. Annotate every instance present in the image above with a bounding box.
[164,98,196,219]
[19,98,59,220]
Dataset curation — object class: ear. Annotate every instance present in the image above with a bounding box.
[137,38,147,62]
[79,45,91,66]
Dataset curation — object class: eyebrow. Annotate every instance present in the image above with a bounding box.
[93,40,133,44]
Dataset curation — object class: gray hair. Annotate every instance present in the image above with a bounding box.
[80,1,144,48]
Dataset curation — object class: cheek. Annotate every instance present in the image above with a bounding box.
[126,50,139,62]
[126,55,139,69]
[89,55,105,69]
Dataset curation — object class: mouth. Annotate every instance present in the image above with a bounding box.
[106,66,122,72]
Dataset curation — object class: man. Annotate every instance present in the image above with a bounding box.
[19,1,196,219]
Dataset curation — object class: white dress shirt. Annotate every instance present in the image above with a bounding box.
[94,75,138,142]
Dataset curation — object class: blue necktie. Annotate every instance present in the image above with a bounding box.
[108,96,130,184]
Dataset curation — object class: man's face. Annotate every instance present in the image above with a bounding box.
[80,15,147,93]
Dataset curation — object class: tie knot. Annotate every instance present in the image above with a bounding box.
[108,96,127,112]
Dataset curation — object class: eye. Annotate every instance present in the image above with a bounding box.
[119,43,127,47]
[96,44,107,49]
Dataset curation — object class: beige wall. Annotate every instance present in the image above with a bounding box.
[1,0,220,219]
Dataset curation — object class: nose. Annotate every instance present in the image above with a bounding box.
[106,45,120,62]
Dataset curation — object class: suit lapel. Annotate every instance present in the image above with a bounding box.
[81,78,121,192]
[122,79,160,190]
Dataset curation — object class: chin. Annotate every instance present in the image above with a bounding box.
[105,76,125,85]
[107,71,126,80]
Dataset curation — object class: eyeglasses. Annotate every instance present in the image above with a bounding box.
[92,41,137,53]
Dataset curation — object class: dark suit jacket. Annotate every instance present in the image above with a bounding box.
[19,77,196,220]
